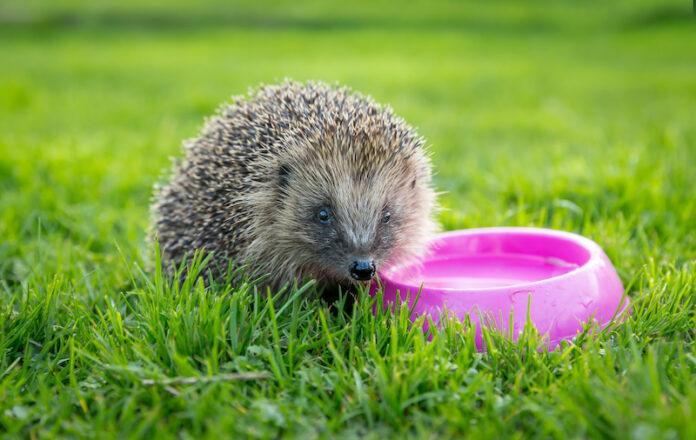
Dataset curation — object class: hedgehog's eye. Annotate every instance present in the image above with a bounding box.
[382,211,391,224]
[317,208,331,224]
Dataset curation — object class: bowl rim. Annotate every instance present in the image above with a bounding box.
[378,227,607,294]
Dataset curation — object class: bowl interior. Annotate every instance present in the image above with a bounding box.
[383,230,593,290]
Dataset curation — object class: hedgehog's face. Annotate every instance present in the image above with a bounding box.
[262,141,436,286]
[299,196,393,283]
[281,181,403,284]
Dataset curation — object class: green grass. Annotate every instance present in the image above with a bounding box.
[1,0,695,437]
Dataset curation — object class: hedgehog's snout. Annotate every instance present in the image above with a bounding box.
[349,259,375,281]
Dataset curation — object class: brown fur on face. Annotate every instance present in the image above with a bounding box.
[151,80,438,291]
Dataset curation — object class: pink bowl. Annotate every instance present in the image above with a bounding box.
[370,227,629,350]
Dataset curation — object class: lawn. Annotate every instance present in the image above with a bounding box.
[1,0,695,438]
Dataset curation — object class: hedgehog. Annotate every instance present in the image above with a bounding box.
[151,80,438,294]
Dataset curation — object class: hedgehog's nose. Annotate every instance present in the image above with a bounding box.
[349,259,375,281]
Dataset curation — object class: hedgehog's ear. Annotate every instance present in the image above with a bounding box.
[278,163,292,188]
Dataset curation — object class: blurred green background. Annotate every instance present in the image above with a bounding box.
[2,0,694,283]
[1,0,695,436]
